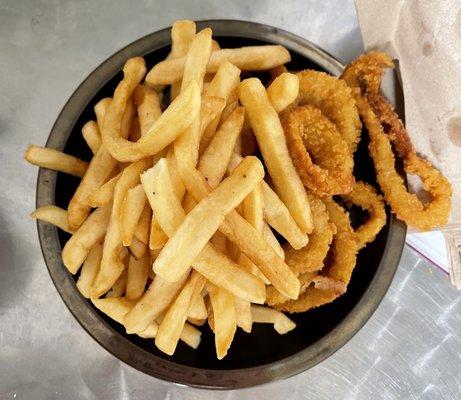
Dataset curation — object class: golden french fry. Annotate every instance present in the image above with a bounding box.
[242,182,264,233]
[149,215,168,250]
[146,45,291,85]
[199,62,241,153]
[92,296,135,324]
[120,184,147,246]
[67,98,133,231]
[187,317,207,327]
[155,270,205,355]
[169,20,196,100]
[172,29,213,170]
[82,121,102,154]
[142,159,266,303]
[260,178,308,249]
[31,205,72,233]
[76,242,103,298]
[234,297,252,333]
[188,293,207,320]
[62,203,112,274]
[94,98,112,131]
[24,145,88,178]
[251,305,296,334]
[263,222,285,259]
[129,236,147,260]
[150,156,264,282]
[197,107,245,188]
[165,148,185,201]
[138,319,201,349]
[133,85,162,136]
[218,100,239,127]
[208,284,236,359]
[124,273,189,334]
[177,166,300,299]
[101,58,201,162]
[266,72,299,113]
[105,268,127,298]
[133,203,151,245]
[126,252,150,300]
[92,158,151,298]
[85,172,119,207]
[239,78,313,233]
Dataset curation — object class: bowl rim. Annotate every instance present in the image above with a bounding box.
[36,19,407,389]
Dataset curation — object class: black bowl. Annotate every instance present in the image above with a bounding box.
[36,20,406,389]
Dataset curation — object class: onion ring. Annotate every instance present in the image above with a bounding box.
[341,52,452,231]
[282,105,354,196]
[265,194,335,306]
[342,181,387,249]
[296,70,362,155]
[276,198,358,313]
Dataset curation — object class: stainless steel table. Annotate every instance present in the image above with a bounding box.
[1,0,460,398]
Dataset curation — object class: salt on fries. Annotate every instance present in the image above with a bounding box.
[25,20,451,360]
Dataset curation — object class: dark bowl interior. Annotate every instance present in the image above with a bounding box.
[38,20,406,388]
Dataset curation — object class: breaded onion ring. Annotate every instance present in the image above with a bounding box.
[266,194,335,306]
[296,70,362,154]
[282,105,354,196]
[342,181,387,249]
[342,52,452,231]
[277,199,358,313]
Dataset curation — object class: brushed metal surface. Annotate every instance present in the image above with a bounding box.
[1,0,460,398]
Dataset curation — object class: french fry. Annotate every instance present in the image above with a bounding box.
[242,183,264,233]
[120,184,147,246]
[24,145,89,178]
[197,107,245,188]
[251,305,296,334]
[172,28,213,170]
[146,45,291,85]
[150,156,264,282]
[106,268,128,298]
[218,100,239,127]
[188,293,207,320]
[176,166,300,299]
[133,85,162,136]
[234,297,252,333]
[101,58,201,162]
[149,215,168,250]
[92,158,151,298]
[260,179,308,249]
[266,72,299,113]
[126,252,150,300]
[155,270,206,355]
[142,159,266,303]
[62,203,112,274]
[129,236,147,260]
[92,296,135,324]
[67,100,133,231]
[76,242,102,298]
[169,20,196,100]
[86,173,120,208]
[94,97,112,131]
[199,62,241,153]
[31,205,72,233]
[92,296,201,348]
[124,273,189,334]
[82,121,102,154]
[239,78,313,233]
[208,284,236,359]
[187,317,207,327]
[133,203,151,245]
[138,319,201,349]
[263,222,285,259]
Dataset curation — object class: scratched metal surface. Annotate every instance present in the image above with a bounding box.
[1,0,460,398]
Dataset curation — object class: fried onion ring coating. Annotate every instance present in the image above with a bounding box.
[296,70,362,154]
[342,181,387,249]
[342,52,452,231]
[282,105,354,196]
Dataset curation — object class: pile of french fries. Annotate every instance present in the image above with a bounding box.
[25,20,313,359]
